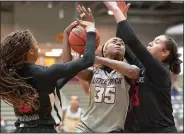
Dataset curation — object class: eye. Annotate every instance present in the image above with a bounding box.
[120,42,124,46]
[112,40,117,43]
[155,40,160,44]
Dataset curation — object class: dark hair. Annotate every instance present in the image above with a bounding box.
[101,44,105,57]
[163,35,182,75]
[0,30,39,110]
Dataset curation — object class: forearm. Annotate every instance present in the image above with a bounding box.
[56,74,76,89]
[37,32,96,83]
[97,56,140,79]
[116,25,141,67]
[113,8,151,65]
[112,8,127,23]
[62,33,72,62]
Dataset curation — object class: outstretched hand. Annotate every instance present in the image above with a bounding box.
[76,5,95,28]
[117,1,131,19]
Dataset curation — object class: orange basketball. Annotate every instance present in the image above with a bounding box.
[69,25,100,55]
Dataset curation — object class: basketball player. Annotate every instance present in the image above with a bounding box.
[60,96,84,132]
[0,7,97,133]
[61,5,140,132]
[104,1,181,132]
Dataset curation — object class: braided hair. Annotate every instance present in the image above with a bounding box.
[0,30,39,110]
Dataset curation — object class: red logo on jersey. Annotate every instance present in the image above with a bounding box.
[17,104,31,113]
[131,85,140,106]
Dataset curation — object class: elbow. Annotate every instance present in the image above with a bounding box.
[126,66,140,79]
[127,71,139,79]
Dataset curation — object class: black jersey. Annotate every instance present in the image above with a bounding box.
[14,32,96,126]
[116,20,177,132]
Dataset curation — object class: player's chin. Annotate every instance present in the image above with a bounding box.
[113,50,123,55]
[113,51,124,59]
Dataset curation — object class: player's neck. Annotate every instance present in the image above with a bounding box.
[107,55,121,61]
[102,65,113,73]
[70,107,78,113]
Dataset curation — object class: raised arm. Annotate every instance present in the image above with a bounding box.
[116,25,142,68]
[104,2,170,85]
[62,21,77,63]
[116,2,142,68]
[62,20,93,84]
[95,56,140,79]
[35,29,96,85]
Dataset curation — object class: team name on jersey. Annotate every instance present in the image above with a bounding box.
[92,77,123,86]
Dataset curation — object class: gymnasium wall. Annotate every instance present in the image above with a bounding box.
[2,2,182,47]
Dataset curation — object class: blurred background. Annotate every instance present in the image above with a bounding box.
[0,1,184,133]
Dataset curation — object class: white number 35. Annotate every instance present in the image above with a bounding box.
[94,87,116,104]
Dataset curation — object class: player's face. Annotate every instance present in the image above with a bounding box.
[147,35,170,61]
[70,99,79,109]
[104,37,125,60]
[27,36,39,62]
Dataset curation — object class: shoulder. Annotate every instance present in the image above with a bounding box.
[29,65,49,75]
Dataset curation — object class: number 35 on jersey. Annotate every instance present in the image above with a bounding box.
[94,87,116,104]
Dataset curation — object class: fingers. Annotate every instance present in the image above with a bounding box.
[76,5,83,14]
[76,18,85,27]
[77,5,90,18]
[87,8,92,16]
[71,21,78,27]
[117,1,126,9]
[68,21,78,28]
[72,21,78,25]
[127,3,131,9]
[82,5,88,15]
[76,18,82,24]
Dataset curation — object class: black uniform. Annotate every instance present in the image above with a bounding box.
[116,20,177,133]
[13,32,96,133]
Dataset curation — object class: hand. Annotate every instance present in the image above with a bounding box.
[76,5,95,24]
[72,52,81,60]
[76,19,94,28]
[64,21,78,35]
[104,2,120,12]
[117,1,131,19]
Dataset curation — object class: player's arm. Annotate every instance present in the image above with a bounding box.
[95,56,140,79]
[55,67,92,95]
[62,21,77,63]
[79,79,90,95]
[62,21,93,86]
[115,2,142,68]
[35,6,96,88]
[104,2,170,86]
[116,26,142,68]
[56,75,76,90]
[35,29,96,86]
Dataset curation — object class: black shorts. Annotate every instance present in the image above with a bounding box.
[14,125,57,133]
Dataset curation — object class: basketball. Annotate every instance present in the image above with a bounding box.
[69,25,100,54]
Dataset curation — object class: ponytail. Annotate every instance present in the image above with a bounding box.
[163,35,182,75]
[169,53,182,75]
